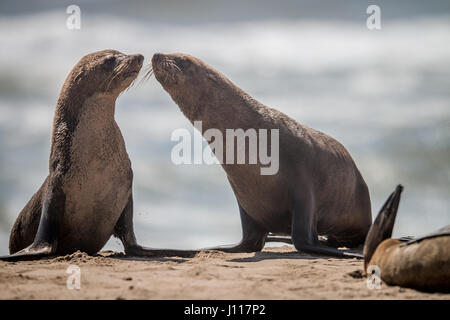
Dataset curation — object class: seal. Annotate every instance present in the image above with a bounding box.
[151,53,372,258]
[364,185,450,292]
[0,50,152,261]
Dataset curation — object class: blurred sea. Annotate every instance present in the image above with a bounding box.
[0,1,449,254]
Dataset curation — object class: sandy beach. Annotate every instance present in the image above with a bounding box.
[0,246,448,300]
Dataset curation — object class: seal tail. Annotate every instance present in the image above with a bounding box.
[363,184,403,270]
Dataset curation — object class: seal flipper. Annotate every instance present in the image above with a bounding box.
[0,245,53,262]
[401,225,450,246]
[201,203,268,253]
[266,234,292,244]
[291,192,364,259]
[114,194,198,258]
[113,194,138,252]
[0,177,65,261]
[363,184,403,269]
[9,177,48,254]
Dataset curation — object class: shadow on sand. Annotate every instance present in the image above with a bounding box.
[102,251,188,264]
[228,246,364,263]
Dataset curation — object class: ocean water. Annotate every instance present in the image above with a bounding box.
[0,9,449,255]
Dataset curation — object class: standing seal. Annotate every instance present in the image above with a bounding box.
[364,185,450,292]
[151,53,372,258]
[0,50,161,261]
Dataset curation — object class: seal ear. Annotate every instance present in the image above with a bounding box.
[102,55,117,71]
[363,185,403,270]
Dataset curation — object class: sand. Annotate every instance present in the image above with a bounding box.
[0,246,448,300]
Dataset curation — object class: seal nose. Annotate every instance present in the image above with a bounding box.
[152,53,164,66]
[130,54,144,67]
[134,54,144,64]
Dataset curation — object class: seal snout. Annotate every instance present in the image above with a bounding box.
[151,53,182,84]
[127,53,144,72]
[131,53,144,65]
[152,53,165,67]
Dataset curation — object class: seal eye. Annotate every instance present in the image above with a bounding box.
[103,56,116,70]
[178,58,191,71]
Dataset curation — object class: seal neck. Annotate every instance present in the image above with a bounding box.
[51,93,117,150]
[174,83,269,134]
[56,92,116,122]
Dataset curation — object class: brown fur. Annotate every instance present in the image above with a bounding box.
[363,187,450,292]
[368,237,450,292]
[8,50,143,256]
[151,53,372,256]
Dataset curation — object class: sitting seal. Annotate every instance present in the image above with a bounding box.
[0,50,158,261]
[364,185,450,292]
[151,53,372,258]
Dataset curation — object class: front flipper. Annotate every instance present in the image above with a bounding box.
[201,203,267,253]
[0,244,53,262]
[0,177,65,262]
[114,194,198,258]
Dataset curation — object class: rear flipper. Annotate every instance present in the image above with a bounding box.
[397,235,415,242]
[265,234,357,247]
[291,190,364,259]
[293,243,363,258]
[363,184,403,269]
[125,245,199,258]
[113,194,198,258]
[0,177,64,262]
[115,200,267,256]
[8,177,46,255]
[400,225,450,246]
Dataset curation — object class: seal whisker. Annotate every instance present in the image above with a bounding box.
[163,73,168,83]
[143,66,154,80]
[125,77,138,92]
[160,59,179,81]
[137,64,154,87]
[167,61,181,72]
[106,61,128,91]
